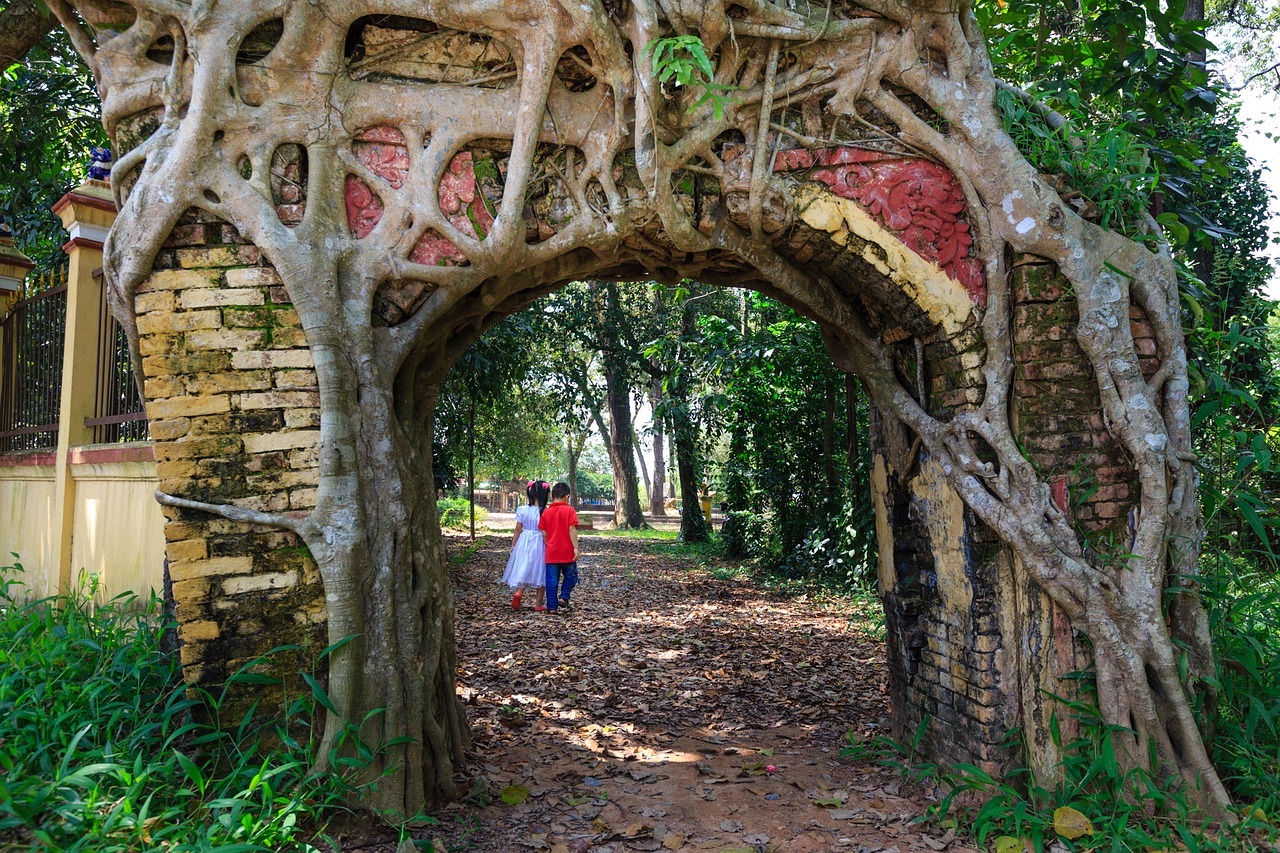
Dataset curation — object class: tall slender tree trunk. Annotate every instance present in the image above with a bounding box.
[845,373,860,475]
[566,435,581,509]
[604,365,647,528]
[633,417,651,510]
[673,303,709,543]
[823,376,837,503]
[650,374,667,516]
[468,394,476,540]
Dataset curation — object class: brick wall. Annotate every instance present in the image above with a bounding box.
[873,255,1145,780]
[138,209,326,691]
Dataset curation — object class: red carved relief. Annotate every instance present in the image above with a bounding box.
[773,147,986,305]
[343,127,495,267]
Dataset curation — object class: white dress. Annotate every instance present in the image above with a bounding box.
[502,505,546,589]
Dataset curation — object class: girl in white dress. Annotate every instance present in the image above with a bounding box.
[503,480,549,609]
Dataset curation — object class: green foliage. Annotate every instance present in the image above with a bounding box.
[995,88,1157,236]
[437,496,487,530]
[644,36,736,119]
[1202,563,1280,812]
[857,692,1276,852]
[667,289,878,586]
[0,559,401,851]
[0,28,105,271]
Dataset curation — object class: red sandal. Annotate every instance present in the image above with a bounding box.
[511,590,522,610]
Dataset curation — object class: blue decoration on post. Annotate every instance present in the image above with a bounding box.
[88,147,113,181]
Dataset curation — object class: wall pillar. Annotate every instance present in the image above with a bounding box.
[49,178,117,591]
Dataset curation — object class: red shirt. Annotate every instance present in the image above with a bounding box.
[539,502,579,562]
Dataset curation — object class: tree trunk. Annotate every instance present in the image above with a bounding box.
[673,412,709,544]
[468,394,476,540]
[823,376,837,503]
[604,365,646,528]
[650,375,667,516]
[566,435,581,509]
[845,373,860,476]
[633,416,651,511]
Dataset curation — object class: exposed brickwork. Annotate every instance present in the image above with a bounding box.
[140,208,325,691]
[1011,257,1149,537]
[874,256,1146,780]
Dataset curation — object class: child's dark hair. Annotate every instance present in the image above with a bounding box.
[526,480,550,509]
[551,481,571,500]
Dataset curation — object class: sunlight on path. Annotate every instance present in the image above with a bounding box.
[416,533,979,853]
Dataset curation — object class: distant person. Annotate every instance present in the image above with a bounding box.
[537,481,579,613]
[502,480,549,610]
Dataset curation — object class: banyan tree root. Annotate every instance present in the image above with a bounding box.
[52,0,1229,818]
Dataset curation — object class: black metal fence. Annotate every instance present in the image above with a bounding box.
[0,265,68,454]
[87,272,147,443]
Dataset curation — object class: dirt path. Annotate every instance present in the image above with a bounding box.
[377,533,974,853]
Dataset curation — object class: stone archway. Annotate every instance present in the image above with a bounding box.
[53,0,1222,818]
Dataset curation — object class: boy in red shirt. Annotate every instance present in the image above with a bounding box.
[537,482,579,612]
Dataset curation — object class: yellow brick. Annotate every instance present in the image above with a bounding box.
[163,521,208,542]
[138,333,179,357]
[239,390,320,410]
[284,408,320,429]
[166,538,208,562]
[136,309,222,336]
[230,350,314,370]
[148,417,191,441]
[156,460,200,481]
[176,246,260,268]
[274,369,317,389]
[185,370,271,395]
[171,577,212,602]
[138,269,221,291]
[185,329,267,351]
[153,434,241,460]
[169,556,254,580]
[135,290,176,313]
[222,571,297,595]
[145,376,184,399]
[233,491,291,512]
[179,288,266,309]
[147,394,230,419]
[181,620,221,642]
[243,430,320,453]
[270,328,309,348]
[289,487,318,509]
[225,267,281,288]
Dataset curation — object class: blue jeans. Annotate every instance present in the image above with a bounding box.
[545,562,578,610]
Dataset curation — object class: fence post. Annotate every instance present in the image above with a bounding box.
[49,172,117,592]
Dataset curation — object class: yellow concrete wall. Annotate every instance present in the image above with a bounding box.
[69,459,167,601]
[0,465,58,597]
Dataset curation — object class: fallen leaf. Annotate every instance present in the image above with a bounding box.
[811,797,844,808]
[1053,806,1095,840]
[994,836,1025,853]
[501,784,530,805]
[662,831,685,850]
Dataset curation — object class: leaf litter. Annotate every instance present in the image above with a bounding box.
[368,532,977,853]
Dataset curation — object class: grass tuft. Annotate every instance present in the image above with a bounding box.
[0,558,390,851]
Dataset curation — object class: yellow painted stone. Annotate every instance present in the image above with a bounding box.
[797,185,974,335]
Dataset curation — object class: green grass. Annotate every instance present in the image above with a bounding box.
[0,558,401,851]
[583,527,680,541]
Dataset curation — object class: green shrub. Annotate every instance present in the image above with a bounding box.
[721,510,768,559]
[0,558,401,851]
[437,496,486,529]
